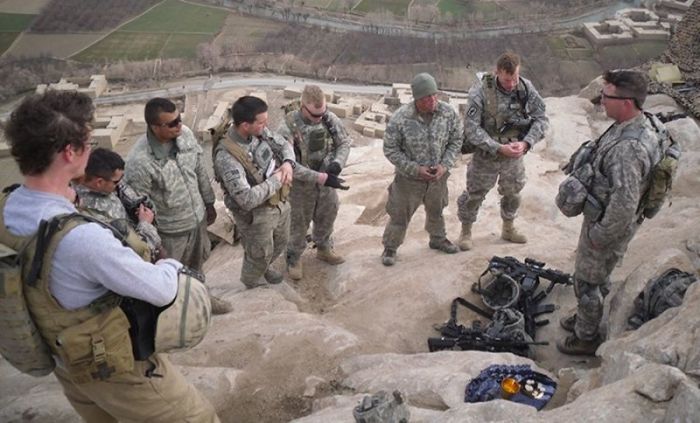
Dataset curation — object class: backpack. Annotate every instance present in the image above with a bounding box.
[0,219,56,376]
[628,268,698,329]
[637,111,681,219]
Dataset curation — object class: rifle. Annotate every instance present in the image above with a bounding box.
[116,182,156,225]
[498,116,532,139]
[430,297,548,357]
[428,322,548,357]
[475,256,573,338]
[655,112,686,124]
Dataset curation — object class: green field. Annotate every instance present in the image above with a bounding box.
[438,0,474,16]
[73,32,169,61]
[354,0,411,16]
[0,32,18,54]
[72,0,227,62]
[599,41,667,62]
[0,12,34,31]
[437,0,503,18]
[120,0,226,34]
[161,33,211,59]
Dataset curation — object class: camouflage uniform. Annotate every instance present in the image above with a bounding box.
[572,113,662,340]
[382,101,463,249]
[457,75,548,224]
[74,184,161,258]
[277,110,351,265]
[125,125,216,271]
[213,127,295,288]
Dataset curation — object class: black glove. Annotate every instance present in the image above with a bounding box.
[326,161,342,176]
[324,173,349,190]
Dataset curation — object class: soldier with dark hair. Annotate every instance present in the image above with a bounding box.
[74,148,161,260]
[557,69,665,355]
[213,96,296,288]
[457,52,549,250]
[125,97,231,314]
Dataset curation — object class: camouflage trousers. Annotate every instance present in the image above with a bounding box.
[382,172,449,250]
[457,152,526,225]
[287,180,339,265]
[160,219,211,272]
[234,202,290,288]
[573,217,640,340]
[55,353,219,423]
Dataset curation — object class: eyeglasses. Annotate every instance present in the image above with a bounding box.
[157,114,182,128]
[303,105,326,119]
[600,90,634,102]
[111,176,123,185]
[599,90,641,109]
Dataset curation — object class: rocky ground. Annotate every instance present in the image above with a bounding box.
[1,81,699,422]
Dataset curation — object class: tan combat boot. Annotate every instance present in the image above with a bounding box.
[288,261,303,280]
[501,219,527,244]
[458,224,473,251]
[317,247,345,265]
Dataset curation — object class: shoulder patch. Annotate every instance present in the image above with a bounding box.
[467,106,478,118]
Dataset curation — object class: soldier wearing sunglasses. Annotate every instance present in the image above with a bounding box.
[125,97,232,314]
[277,85,352,281]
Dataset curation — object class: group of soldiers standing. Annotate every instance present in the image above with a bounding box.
[0,48,667,420]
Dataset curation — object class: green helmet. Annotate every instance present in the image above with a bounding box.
[155,268,212,353]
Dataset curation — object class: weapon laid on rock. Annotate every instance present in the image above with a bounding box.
[474,256,573,338]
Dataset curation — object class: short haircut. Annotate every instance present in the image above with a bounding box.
[85,148,125,181]
[144,97,177,126]
[231,96,268,126]
[603,69,648,109]
[5,90,94,176]
[496,52,521,74]
[301,85,325,107]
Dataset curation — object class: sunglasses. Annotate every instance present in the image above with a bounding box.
[599,90,641,109]
[303,105,326,119]
[157,114,182,128]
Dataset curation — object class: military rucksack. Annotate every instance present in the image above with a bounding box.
[628,268,698,329]
[0,236,55,376]
[637,111,681,220]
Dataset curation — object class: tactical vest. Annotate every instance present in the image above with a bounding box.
[482,74,530,141]
[1,196,210,383]
[557,113,669,222]
[215,135,289,207]
[285,110,333,171]
[0,198,133,383]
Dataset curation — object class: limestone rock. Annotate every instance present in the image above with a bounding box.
[606,248,695,339]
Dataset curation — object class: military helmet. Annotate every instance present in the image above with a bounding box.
[155,267,212,353]
[478,271,521,310]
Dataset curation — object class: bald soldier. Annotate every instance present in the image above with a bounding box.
[277,85,351,280]
[457,52,549,250]
[381,73,463,266]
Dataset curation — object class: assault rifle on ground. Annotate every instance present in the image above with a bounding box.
[475,256,573,338]
[429,318,548,357]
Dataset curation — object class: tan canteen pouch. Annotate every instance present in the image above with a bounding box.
[56,307,134,384]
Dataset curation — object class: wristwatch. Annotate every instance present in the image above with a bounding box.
[283,159,297,170]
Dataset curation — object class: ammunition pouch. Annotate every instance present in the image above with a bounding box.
[267,184,290,207]
[55,307,134,384]
[308,128,328,153]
